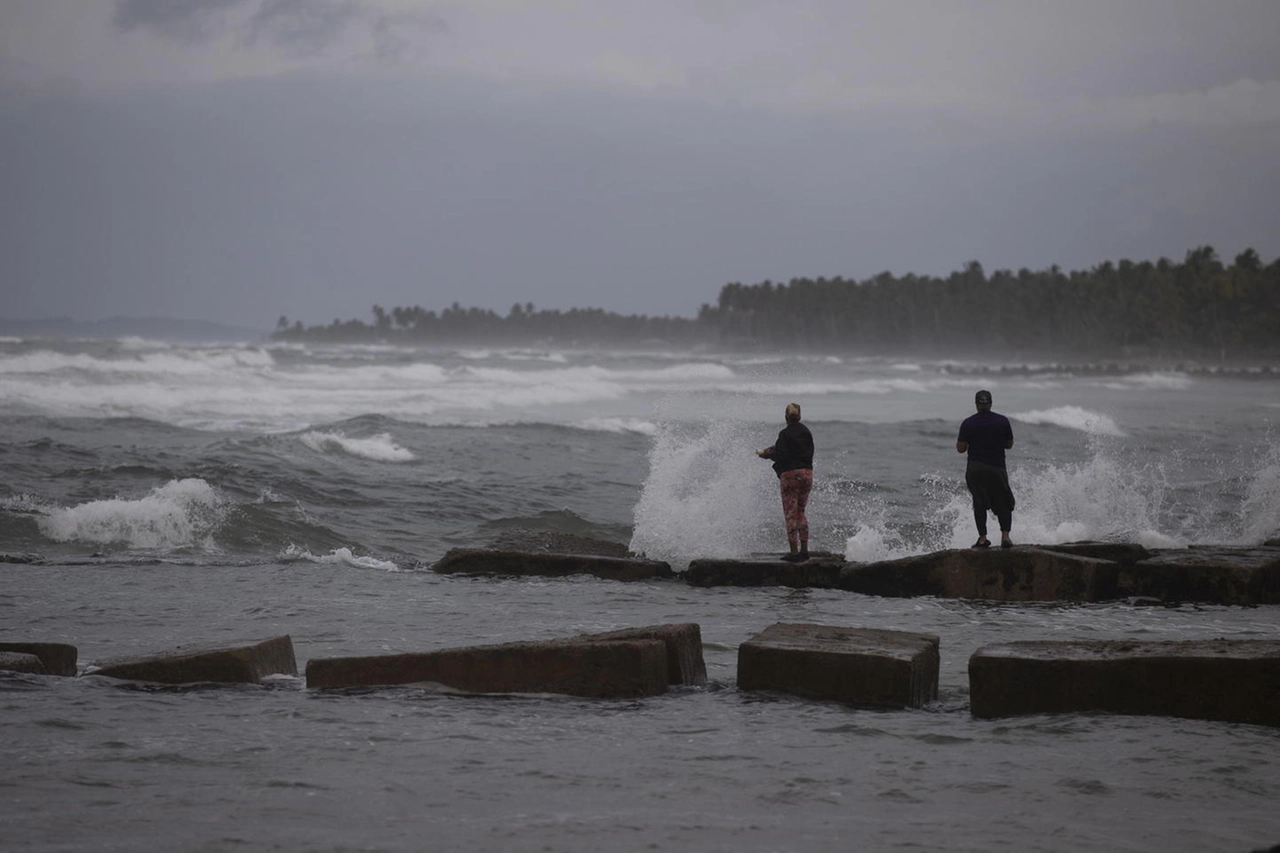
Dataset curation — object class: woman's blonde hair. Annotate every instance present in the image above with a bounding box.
[785,402,801,422]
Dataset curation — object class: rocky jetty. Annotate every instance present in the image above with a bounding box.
[969,639,1280,726]
[0,642,78,676]
[431,548,672,582]
[87,635,297,684]
[738,622,939,709]
[683,542,1279,605]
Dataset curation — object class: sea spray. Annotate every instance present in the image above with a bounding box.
[629,418,780,564]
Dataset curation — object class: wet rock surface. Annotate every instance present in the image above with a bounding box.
[738,622,939,709]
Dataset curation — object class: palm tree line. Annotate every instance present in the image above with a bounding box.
[273,246,1278,358]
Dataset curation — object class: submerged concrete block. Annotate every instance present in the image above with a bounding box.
[685,554,845,588]
[0,642,78,676]
[1119,546,1280,605]
[306,638,669,698]
[578,623,707,686]
[969,639,1280,726]
[88,635,297,684]
[738,623,939,709]
[0,651,46,674]
[838,547,1119,602]
[431,548,673,582]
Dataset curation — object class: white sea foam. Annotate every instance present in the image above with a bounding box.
[35,478,225,549]
[1099,372,1193,391]
[578,417,658,435]
[299,431,416,462]
[1011,406,1126,436]
[280,544,404,571]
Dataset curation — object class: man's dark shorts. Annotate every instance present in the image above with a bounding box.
[965,460,1015,516]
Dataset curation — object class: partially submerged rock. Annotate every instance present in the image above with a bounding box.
[306,637,669,698]
[837,547,1119,602]
[0,651,46,674]
[577,623,707,687]
[969,639,1280,727]
[0,642,78,676]
[685,553,844,588]
[88,635,297,684]
[738,622,939,709]
[431,548,672,582]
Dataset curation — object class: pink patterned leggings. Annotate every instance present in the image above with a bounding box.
[778,469,813,549]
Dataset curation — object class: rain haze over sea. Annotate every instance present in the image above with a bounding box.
[3,337,1278,852]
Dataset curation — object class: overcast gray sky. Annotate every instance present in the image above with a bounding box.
[2,0,1278,329]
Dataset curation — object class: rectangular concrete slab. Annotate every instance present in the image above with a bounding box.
[1119,546,1280,605]
[969,639,1280,726]
[838,547,1119,602]
[88,635,297,684]
[0,642,78,676]
[306,638,669,698]
[738,622,939,709]
[578,623,707,686]
[431,548,672,582]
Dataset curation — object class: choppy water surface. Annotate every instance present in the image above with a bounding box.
[2,337,1278,851]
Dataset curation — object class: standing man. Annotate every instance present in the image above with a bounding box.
[757,402,814,561]
[956,389,1015,548]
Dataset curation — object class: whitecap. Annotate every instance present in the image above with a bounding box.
[298,431,415,462]
[578,417,658,436]
[1011,406,1125,437]
[34,478,225,549]
[280,544,404,571]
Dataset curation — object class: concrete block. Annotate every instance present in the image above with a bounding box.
[0,642,78,676]
[838,547,1119,602]
[88,635,297,684]
[306,638,669,698]
[969,639,1280,726]
[738,622,939,709]
[0,651,46,674]
[1119,546,1280,605]
[685,554,844,588]
[578,623,707,686]
[431,548,672,582]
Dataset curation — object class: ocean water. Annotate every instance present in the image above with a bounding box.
[2,336,1278,852]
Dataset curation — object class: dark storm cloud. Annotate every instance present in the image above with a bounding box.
[112,0,441,58]
[113,0,244,43]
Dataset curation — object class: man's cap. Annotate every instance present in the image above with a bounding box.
[975,390,993,406]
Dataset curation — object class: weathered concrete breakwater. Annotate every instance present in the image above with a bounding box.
[430,543,1280,606]
[4,624,1278,727]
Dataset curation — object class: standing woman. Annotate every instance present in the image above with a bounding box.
[757,402,814,561]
